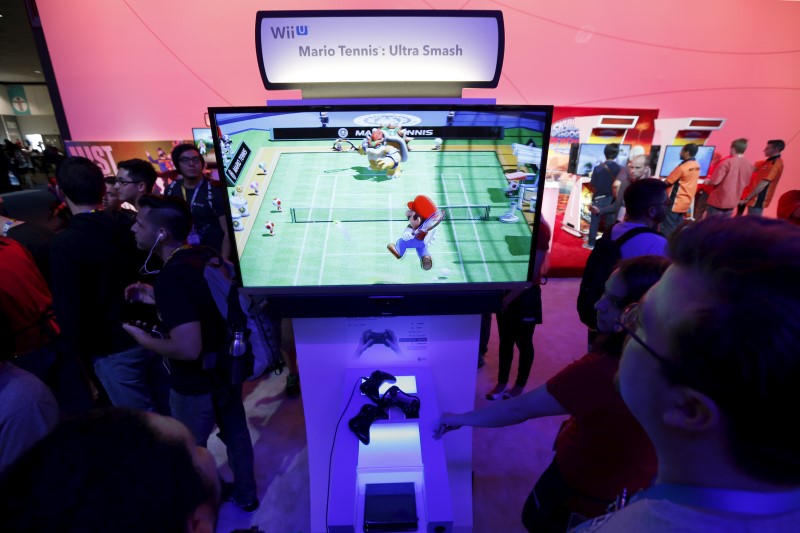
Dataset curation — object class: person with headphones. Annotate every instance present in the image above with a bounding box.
[124,194,259,512]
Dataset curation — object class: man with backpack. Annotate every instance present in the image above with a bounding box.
[584,143,623,250]
[122,194,258,512]
[577,178,668,330]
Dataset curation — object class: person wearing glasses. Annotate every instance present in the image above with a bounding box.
[435,255,670,532]
[577,216,800,532]
[165,144,230,259]
[113,158,158,212]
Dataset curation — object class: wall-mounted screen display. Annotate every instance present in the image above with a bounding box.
[659,145,716,178]
[575,143,631,176]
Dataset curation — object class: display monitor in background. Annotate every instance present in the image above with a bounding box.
[209,104,553,317]
[575,143,631,176]
[192,127,219,180]
[659,145,716,178]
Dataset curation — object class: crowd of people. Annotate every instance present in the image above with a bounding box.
[0,143,301,528]
[1,139,799,532]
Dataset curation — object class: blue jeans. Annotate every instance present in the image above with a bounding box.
[587,196,614,246]
[660,210,686,238]
[170,384,257,504]
[93,346,170,413]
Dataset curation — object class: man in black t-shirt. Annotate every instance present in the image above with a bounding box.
[585,143,622,250]
[122,194,258,512]
[51,157,162,414]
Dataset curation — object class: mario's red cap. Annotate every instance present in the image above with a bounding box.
[407,195,437,219]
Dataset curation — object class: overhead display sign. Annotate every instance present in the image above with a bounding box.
[256,10,504,89]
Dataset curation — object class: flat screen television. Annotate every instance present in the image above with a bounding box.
[659,145,715,178]
[575,143,631,176]
[209,103,552,317]
[192,127,216,160]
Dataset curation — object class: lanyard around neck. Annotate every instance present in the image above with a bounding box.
[181,180,204,206]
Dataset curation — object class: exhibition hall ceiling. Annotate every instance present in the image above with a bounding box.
[0,0,44,83]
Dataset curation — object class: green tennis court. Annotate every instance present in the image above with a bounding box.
[236,147,536,288]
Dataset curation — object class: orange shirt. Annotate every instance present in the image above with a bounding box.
[665,159,700,213]
[744,156,784,208]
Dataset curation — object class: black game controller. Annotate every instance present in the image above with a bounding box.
[348,404,389,445]
[380,385,421,419]
[367,330,390,346]
[125,320,163,338]
[360,370,396,404]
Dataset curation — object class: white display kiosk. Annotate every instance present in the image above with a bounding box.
[251,10,546,532]
[293,315,480,533]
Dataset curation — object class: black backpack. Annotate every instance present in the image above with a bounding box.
[577,225,659,329]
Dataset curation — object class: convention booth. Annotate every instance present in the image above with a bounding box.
[209,10,552,533]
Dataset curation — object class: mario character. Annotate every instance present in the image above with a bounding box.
[257,162,267,175]
[249,181,260,195]
[272,197,282,212]
[387,195,438,271]
[196,140,207,156]
[265,221,275,236]
[360,128,409,179]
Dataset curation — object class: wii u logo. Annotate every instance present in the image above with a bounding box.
[270,25,309,39]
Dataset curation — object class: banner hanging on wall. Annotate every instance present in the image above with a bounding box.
[65,140,189,177]
[6,85,31,115]
[256,10,504,89]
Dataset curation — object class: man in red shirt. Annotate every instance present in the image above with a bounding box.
[704,138,754,219]
[436,256,669,532]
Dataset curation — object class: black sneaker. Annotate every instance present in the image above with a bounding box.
[235,499,260,513]
[221,481,260,513]
[285,373,301,398]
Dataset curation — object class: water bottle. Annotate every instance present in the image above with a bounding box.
[229,331,249,384]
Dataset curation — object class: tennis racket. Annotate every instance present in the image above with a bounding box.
[413,209,445,236]
[333,139,359,152]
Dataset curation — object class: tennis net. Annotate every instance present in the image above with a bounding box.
[289,204,491,223]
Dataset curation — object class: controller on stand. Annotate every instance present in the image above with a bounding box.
[359,370,396,404]
[348,404,389,445]
[349,369,422,444]
[380,385,420,419]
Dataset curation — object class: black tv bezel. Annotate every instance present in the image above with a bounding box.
[209,103,552,317]
[659,144,716,178]
[254,10,504,91]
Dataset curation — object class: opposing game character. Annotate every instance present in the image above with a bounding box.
[257,162,267,175]
[359,128,408,179]
[249,182,259,195]
[387,195,444,271]
[265,221,275,236]
[272,197,282,212]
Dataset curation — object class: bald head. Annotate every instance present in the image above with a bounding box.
[627,154,648,180]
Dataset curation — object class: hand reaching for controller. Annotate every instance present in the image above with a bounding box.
[433,412,463,440]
